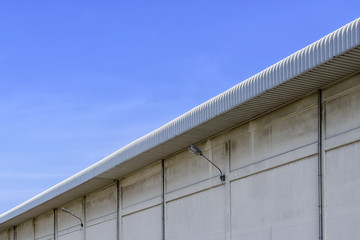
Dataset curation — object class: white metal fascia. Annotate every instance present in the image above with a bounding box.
[1,17,360,229]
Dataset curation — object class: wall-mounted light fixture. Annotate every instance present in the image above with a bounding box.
[60,208,84,227]
[188,144,225,183]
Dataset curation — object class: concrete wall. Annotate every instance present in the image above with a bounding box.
[0,229,10,240]
[57,198,83,240]
[1,73,360,239]
[35,211,54,240]
[121,161,162,240]
[86,184,117,240]
[323,75,360,239]
[17,220,34,240]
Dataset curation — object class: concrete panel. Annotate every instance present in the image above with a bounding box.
[166,186,226,240]
[58,230,82,240]
[166,143,226,193]
[17,219,34,240]
[86,219,116,240]
[122,162,161,209]
[35,211,54,240]
[0,230,9,240]
[325,78,360,138]
[230,131,251,170]
[86,184,116,222]
[268,107,317,155]
[57,198,83,239]
[122,206,162,240]
[325,141,360,239]
[231,157,318,239]
[230,95,317,171]
[122,173,161,207]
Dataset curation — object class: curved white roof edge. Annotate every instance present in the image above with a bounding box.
[1,17,360,226]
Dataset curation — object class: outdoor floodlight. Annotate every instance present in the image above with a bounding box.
[60,208,84,227]
[188,144,225,183]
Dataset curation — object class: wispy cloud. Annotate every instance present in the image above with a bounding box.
[0,172,65,179]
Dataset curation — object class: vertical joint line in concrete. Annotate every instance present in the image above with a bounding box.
[225,140,232,240]
[161,159,165,240]
[32,218,35,240]
[119,181,123,240]
[12,226,16,240]
[116,179,120,240]
[82,196,86,240]
[53,208,58,240]
[318,89,324,240]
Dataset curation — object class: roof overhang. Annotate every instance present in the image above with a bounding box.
[1,18,360,231]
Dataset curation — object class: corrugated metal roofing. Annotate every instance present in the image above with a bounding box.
[1,17,360,231]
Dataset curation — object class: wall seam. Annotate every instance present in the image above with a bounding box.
[32,218,35,240]
[119,182,123,240]
[225,140,231,240]
[116,180,120,240]
[318,89,324,240]
[161,159,166,240]
[53,209,58,240]
[82,196,86,240]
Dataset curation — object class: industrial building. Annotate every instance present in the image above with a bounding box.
[1,17,360,239]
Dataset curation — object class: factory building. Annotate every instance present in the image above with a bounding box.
[1,18,360,240]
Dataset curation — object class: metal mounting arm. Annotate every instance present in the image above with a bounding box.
[188,145,225,183]
[60,208,84,227]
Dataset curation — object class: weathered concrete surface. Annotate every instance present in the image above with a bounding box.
[86,185,117,240]
[231,157,318,239]
[57,199,83,240]
[325,141,360,239]
[167,186,226,240]
[0,230,9,240]
[121,161,162,240]
[17,220,34,240]
[122,206,162,240]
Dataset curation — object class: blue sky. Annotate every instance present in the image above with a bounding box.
[0,1,359,214]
